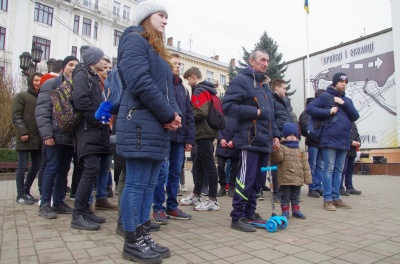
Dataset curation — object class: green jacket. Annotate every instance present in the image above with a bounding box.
[11,73,42,151]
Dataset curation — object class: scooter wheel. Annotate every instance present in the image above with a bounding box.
[280,218,288,229]
[266,220,278,232]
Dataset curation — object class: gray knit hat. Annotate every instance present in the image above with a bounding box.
[135,0,168,26]
[80,45,104,66]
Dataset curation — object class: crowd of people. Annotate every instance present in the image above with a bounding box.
[11,1,363,263]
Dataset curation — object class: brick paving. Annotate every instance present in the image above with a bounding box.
[1,171,400,264]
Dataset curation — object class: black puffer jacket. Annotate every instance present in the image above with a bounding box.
[35,75,73,146]
[348,122,361,157]
[272,93,293,136]
[72,63,111,160]
[12,73,42,150]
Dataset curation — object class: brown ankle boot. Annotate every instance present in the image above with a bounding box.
[95,197,118,211]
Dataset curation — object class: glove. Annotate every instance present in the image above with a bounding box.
[95,101,112,124]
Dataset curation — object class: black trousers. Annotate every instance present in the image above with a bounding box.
[280,185,301,206]
[71,153,83,195]
[217,157,239,187]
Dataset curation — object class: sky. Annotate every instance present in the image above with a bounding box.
[156,0,393,65]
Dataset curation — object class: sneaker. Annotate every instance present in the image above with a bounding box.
[52,202,73,214]
[308,190,320,198]
[69,193,76,200]
[177,190,182,196]
[37,196,41,206]
[106,186,114,198]
[340,189,350,196]
[258,191,265,200]
[231,217,256,232]
[333,199,351,209]
[246,213,266,224]
[181,185,188,192]
[152,210,168,225]
[201,186,209,196]
[25,192,39,202]
[16,195,34,205]
[38,203,57,219]
[228,186,235,197]
[180,194,202,206]
[114,185,118,195]
[217,187,226,197]
[349,188,362,195]
[323,201,336,211]
[166,208,191,220]
[194,199,220,211]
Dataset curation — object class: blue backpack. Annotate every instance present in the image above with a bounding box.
[104,66,126,114]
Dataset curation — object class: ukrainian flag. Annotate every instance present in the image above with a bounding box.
[304,0,309,14]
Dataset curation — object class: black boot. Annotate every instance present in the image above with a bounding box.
[143,220,170,258]
[71,212,101,230]
[87,204,106,224]
[116,216,124,236]
[123,224,162,263]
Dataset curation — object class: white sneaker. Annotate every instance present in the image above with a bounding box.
[181,185,188,192]
[180,194,201,206]
[194,199,220,211]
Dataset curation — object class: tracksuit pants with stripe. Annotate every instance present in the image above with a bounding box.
[231,149,270,221]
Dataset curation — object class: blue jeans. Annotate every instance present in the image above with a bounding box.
[95,154,112,199]
[153,142,184,212]
[16,150,42,196]
[341,156,356,190]
[308,146,323,191]
[40,144,74,206]
[321,148,347,201]
[121,158,162,232]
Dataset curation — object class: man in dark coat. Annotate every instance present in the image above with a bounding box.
[71,45,111,231]
[306,72,359,211]
[12,72,43,205]
[223,49,280,232]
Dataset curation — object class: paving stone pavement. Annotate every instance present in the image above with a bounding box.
[1,171,400,264]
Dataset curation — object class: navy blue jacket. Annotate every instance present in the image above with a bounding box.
[116,26,181,160]
[306,87,359,151]
[169,77,195,146]
[222,67,280,153]
[272,92,293,136]
[215,117,240,158]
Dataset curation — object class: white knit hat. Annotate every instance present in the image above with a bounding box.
[135,0,168,26]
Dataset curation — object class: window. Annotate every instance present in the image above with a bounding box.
[0,0,8,11]
[34,2,53,26]
[123,5,130,19]
[114,29,123,46]
[179,63,184,75]
[32,36,51,60]
[94,22,98,39]
[83,0,91,7]
[0,27,5,50]
[82,17,92,36]
[206,70,213,82]
[94,0,99,10]
[112,57,117,68]
[113,1,120,16]
[220,75,226,85]
[73,15,80,33]
[71,46,77,57]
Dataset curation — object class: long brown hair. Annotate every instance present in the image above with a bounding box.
[140,17,172,68]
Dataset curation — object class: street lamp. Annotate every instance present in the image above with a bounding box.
[47,58,56,73]
[19,45,43,77]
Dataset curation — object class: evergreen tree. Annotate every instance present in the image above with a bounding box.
[239,31,295,97]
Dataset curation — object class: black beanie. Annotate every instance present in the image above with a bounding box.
[282,123,298,138]
[332,72,348,87]
[62,56,79,69]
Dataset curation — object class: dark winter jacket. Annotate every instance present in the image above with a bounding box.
[299,97,320,147]
[348,122,361,157]
[169,76,195,145]
[191,81,219,141]
[72,63,111,160]
[272,92,293,135]
[222,67,280,153]
[116,26,181,160]
[35,75,73,146]
[215,117,240,158]
[306,87,359,151]
[12,73,42,151]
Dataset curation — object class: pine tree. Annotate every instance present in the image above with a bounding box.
[239,31,295,97]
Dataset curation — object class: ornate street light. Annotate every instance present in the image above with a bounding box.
[47,58,56,73]
[19,45,43,77]
[19,52,32,76]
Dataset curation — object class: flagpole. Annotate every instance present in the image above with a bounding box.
[306,6,311,98]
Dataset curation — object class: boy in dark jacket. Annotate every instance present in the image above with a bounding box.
[223,49,281,232]
[306,72,359,211]
[71,45,111,230]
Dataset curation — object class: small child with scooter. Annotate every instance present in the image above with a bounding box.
[270,123,312,219]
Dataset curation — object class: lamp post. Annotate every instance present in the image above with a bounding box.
[19,45,43,77]
[47,58,56,73]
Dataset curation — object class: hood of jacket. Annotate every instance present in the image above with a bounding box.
[27,72,42,96]
[193,80,217,95]
[239,66,267,83]
[326,86,346,97]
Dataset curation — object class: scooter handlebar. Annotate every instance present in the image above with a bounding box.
[260,166,278,172]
